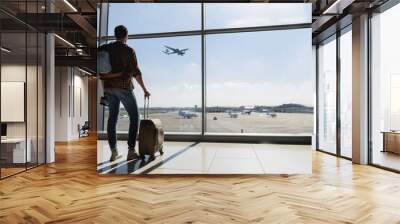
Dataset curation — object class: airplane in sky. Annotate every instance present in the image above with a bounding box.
[163,45,189,56]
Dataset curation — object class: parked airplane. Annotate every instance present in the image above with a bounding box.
[242,106,253,115]
[228,111,239,118]
[163,45,188,56]
[230,113,239,118]
[178,110,198,119]
[242,109,252,115]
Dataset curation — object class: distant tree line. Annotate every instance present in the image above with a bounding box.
[132,103,313,114]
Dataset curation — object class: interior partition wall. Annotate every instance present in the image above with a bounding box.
[98,3,313,143]
[0,1,46,179]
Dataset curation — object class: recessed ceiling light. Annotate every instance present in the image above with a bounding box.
[54,34,75,48]
[63,0,78,12]
[1,47,11,53]
[78,67,92,76]
[323,0,354,15]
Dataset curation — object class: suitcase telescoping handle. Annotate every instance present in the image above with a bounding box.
[143,96,150,119]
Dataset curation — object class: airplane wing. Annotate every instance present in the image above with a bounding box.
[181,48,189,52]
[164,45,177,51]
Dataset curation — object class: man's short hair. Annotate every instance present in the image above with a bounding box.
[114,25,128,40]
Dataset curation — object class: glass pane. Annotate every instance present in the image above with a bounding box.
[205,3,311,29]
[371,3,400,171]
[1,31,27,177]
[103,36,202,133]
[206,29,313,134]
[108,3,201,35]
[38,33,45,165]
[340,29,352,158]
[318,37,337,154]
[27,31,38,168]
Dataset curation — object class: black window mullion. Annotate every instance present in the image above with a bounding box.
[336,30,341,157]
[25,0,28,171]
[36,0,39,168]
[316,44,319,150]
[201,2,206,135]
[0,19,2,179]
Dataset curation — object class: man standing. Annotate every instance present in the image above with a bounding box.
[99,25,150,162]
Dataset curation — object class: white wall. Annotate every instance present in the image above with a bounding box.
[1,65,35,137]
[1,63,46,164]
[55,67,89,141]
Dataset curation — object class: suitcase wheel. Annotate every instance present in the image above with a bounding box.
[140,154,145,160]
[159,145,164,156]
[149,154,156,160]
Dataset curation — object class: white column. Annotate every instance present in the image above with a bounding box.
[45,0,56,163]
[352,14,369,164]
[46,33,55,163]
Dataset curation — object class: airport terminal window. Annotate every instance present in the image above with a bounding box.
[102,3,313,136]
[205,3,311,29]
[205,29,313,134]
[103,36,202,133]
[107,3,201,35]
[370,3,400,171]
[317,36,337,154]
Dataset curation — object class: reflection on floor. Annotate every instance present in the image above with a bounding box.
[97,141,312,174]
[0,167,25,178]
[0,163,43,178]
[373,151,400,171]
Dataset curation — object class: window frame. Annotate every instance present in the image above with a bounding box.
[97,3,313,144]
[315,23,353,160]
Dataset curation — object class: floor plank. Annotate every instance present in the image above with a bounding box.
[1,136,400,223]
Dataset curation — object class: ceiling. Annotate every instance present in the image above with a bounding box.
[1,0,97,72]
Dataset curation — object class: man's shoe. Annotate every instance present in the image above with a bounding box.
[127,150,139,161]
[110,149,122,162]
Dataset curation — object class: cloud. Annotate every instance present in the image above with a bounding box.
[207,80,313,107]
[210,3,311,28]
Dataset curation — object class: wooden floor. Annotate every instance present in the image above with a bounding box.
[1,137,400,223]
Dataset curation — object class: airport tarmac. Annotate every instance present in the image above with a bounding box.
[105,112,313,134]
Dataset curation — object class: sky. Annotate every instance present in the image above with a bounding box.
[105,3,313,108]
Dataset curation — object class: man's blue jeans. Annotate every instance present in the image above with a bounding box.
[105,88,139,151]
